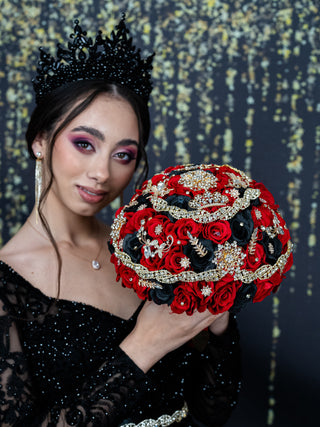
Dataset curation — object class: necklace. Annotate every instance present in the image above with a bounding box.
[27,219,105,271]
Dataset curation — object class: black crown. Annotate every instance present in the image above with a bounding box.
[32,14,155,104]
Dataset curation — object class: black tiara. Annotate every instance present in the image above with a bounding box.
[32,15,155,104]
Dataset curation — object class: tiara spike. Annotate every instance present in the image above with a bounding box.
[32,14,154,104]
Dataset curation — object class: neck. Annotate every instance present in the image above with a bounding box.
[29,204,104,247]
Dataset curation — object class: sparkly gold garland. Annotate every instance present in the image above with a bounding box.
[111,207,293,285]
[121,402,188,426]
[149,187,260,223]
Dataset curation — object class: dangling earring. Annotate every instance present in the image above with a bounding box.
[35,151,42,224]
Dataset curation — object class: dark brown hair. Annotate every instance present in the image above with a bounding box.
[26,80,151,296]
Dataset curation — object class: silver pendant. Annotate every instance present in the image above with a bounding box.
[92,260,101,270]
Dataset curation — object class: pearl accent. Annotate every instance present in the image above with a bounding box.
[92,260,101,270]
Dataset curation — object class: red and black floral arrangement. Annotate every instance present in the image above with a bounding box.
[109,164,293,315]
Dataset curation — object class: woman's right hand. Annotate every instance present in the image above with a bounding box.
[120,301,227,373]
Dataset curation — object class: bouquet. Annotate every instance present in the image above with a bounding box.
[109,164,293,315]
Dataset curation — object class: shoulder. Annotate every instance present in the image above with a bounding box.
[0,225,57,297]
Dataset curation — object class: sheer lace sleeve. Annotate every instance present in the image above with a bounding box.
[184,314,242,427]
[0,274,150,426]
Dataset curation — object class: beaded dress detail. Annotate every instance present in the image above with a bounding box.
[0,261,241,426]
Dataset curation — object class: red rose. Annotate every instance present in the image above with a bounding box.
[126,208,155,233]
[252,182,279,210]
[253,279,274,302]
[245,242,266,270]
[146,215,172,240]
[134,283,150,300]
[193,281,215,312]
[164,248,190,273]
[208,275,239,314]
[213,167,230,191]
[171,283,199,315]
[202,220,232,244]
[150,173,166,186]
[251,205,275,228]
[253,270,283,302]
[172,219,201,244]
[117,264,138,289]
[141,251,165,271]
[167,175,193,196]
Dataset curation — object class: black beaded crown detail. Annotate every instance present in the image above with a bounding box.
[32,15,155,104]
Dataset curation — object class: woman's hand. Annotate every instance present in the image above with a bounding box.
[209,311,230,336]
[120,301,228,373]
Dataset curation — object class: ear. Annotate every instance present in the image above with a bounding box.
[31,134,46,159]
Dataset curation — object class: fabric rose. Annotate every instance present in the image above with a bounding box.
[230,209,254,246]
[208,275,240,315]
[230,282,257,313]
[166,174,194,195]
[252,182,279,210]
[150,173,167,187]
[193,281,215,312]
[245,243,266,271]
[252,279,274,302]
[164,248,190,273]
[202,220,232,244]
[171,283,199,315]
[122,231,143,263]
[125,194,152,213]
[146,215,173,240]
[150,285,175,305]
[183,239,216,272]
[125,208,155,234]
[172,218,201,244]
[117,264,138,289]
[251,205,275,228]
[134,284,150,300]
[261,232,283,265]
[165,194,192,210]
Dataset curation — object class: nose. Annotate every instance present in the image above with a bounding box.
[87,158,110,184]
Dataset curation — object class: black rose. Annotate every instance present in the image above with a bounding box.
[183,239,216,273]
[108,240,115,254]
[165,195,192,209]
[230,209,254,246]
[165,195,193,221]
[230,282,257,313]
[122,231,143,263]
[125,194,152,213]
[261,232,283,265]
[150,284,175,305]
[250,197,260,207]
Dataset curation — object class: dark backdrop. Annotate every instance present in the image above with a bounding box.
[0,1,319,426]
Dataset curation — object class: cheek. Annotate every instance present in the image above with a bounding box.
[52,144,81,177]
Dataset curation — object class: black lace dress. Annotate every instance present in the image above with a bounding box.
[0,261,241,426]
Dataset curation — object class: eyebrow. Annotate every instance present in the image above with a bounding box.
[71,126,139,147]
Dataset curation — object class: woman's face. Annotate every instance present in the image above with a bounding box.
[35,94,140,217]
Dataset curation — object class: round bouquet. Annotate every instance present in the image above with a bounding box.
[109,164,293,315]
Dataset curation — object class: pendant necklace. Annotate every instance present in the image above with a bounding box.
[27,219,105,271]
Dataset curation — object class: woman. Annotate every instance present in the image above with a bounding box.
[0,16,241,426]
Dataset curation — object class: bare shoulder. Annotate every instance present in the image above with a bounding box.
[0,223,56,290]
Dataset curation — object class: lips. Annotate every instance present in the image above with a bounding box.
[77,185,108,204]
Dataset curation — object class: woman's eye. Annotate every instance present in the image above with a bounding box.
[114,151,137,163]
[73,140,94,152]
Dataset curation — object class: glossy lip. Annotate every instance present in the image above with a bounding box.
[77,185,108,204]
